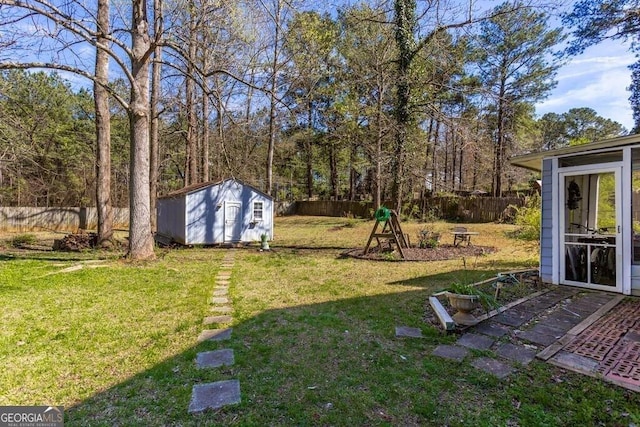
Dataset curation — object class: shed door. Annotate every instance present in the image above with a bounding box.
[560,166,622,293]
[224,201,242,242]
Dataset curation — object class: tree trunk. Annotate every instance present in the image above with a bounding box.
[424,115,434,196]
[392,0,415,213]
[216,74,226,180]
[444,126,449,189]
[431,119,440,194]
[458,135,464,191]
[493,76,506,197]
[149,0,162,232]
[451,127,457,190]
[202,83,210,182]
[186,7,198,186]
[349,142,357,201]
[329,139,338,200]
[94,0,113,245]
[374,86,384,208]
[129,0,155,260]
[305,99,313,198]
[266,1,281,196]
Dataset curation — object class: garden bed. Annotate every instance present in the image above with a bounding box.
[342,244,496,261]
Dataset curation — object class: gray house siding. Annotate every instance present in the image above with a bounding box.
[540,158,554,283]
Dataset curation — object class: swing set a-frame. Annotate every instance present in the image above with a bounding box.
[363,208,409,259]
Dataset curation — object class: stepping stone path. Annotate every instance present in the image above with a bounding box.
[196,349,235,369]
[400,287,619,380]
[203,315,233,325]
[395,326,423,338]
[188,380,241,413]
[189,250,241,413]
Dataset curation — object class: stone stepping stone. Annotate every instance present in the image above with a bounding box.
[216,280,231,286]
[495,343,537,366]
[471,322,509,338]
[471,357,514,379]
[211,297,229,304]
[543,312,582,329]
[196,349,234,369]
[493,311,530,327]
[197,328,232,342]
[549,350,599,374]
[457,333,495,350]
[432,345,469,362]
[516,324,564,347]
[188,380,241,413]
[395,326,422,338]
[217,273,232,280]
[213,288,228,296]
[210,306,233,314]
[203,315,233,325]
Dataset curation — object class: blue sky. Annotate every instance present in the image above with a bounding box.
[535,39,636,131]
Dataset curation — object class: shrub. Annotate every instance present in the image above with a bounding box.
[418,230,440,248]
[513,195,541,241]
[11,234,37,247]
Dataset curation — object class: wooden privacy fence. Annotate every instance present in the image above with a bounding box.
[292,197,527,223]
[0,207,130,232]
[0,197,527,231]
[293,200,373,218]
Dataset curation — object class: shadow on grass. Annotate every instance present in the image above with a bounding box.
[65,288,444,425]
[63,277,638,426]
[0,252,119,262]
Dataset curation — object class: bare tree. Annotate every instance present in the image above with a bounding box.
[94,0,113,245]
[257,0,297,195]
[0,0,157,259]
[149,0,163,231]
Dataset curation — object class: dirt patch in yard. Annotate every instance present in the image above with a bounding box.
[342,244,496,262]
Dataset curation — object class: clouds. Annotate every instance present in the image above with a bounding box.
[536,41,636,130]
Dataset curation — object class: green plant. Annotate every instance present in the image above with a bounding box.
[400,204,420,221]
[343,219,356,228]
[418,230,440,248]
[422,207,440,223]
[513,195,541,241]
[382,251,397,261]
[10,234,37,247]
[447,282,498,311]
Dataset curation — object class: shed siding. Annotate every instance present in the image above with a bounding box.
[239,190,274,242]
[157,197,186,243]
[175,179,274,245]
[540,158,554,282]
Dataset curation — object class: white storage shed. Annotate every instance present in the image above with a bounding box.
[156,178,274,245]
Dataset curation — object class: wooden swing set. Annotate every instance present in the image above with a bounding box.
[363,208,409,259]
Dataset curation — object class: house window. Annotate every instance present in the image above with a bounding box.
[253,202,264,221]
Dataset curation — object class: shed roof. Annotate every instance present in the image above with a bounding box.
[510,133,640,172]
[158,178,273,200]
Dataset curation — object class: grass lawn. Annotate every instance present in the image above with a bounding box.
[1,216,639,425]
